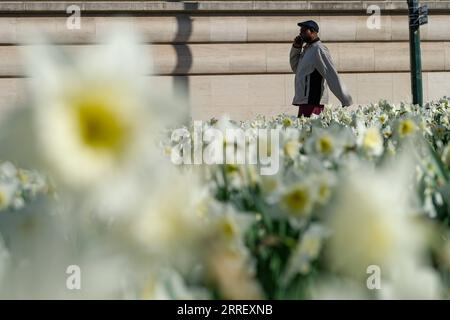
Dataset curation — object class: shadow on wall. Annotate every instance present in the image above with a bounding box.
[168,1,198,107]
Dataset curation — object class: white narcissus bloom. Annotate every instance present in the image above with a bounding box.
[357,124,384,157]
[34,78,152,187]
[305,124,354,160]
[0,235,9,285]
[379,262,442,300]
[128,170,211,258]
[378,113,389,125]
[398,118,418,138]
[0,162,17,179]
[140,269,211,300]
[283,139,301,159]
[0,181,17,211]
[2,29,185,192]
[281,127,301,160]
[213,116,247,165]
[279,181,317,219]
[313,131,335,157]
[283,224,329,282]
[124,168,254,270]
[206,247,263,300]
[324,153,428,279]
[442,144,450,167]
[208,204,256,252]
[259,172,283,203]
[310,171,337,206]
[310,276,369,300]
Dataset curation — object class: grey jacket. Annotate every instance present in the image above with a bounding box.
[290,38,353,106]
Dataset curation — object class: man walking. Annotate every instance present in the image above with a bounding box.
[290,20,353,117]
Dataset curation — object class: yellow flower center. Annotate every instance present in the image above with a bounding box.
[76,101,129,154]
[399,119,417,137]
[284,140,299,158]
[224,164,239,174]
[282,185,311,217]
[282,118,293,127]
[316,135,333,155]
[363,128,382,150]
[221,220,236,238]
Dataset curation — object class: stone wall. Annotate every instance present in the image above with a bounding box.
[0,1,449,119]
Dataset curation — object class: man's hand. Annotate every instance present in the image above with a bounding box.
[293,35,303,49]
[341,95,353,108]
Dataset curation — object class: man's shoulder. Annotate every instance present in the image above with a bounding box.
[315,41,330,52]
[311,42,331,59]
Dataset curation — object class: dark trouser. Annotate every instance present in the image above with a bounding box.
[297,104,325,118]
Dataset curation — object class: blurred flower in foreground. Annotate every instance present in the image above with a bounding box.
[0,29,184,193]
[311,276,369,300]
[397,118,418,139]
[0,162,50,212]
[283,224,329,282]
[324,151,428,280]
[141,269,210,300]
[206,248,263,300]
[356,124,384,157]
[279,181,316,220]
[379,261,442,299]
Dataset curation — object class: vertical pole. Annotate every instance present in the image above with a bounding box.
[407,0,423,106]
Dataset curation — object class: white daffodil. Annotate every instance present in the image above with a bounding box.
[4,30,185,192]
[324,155,427,279]
[128,171,211,263]
[313,131,335,157]
[0,162,18,180]
[279,181,316,219]
[141,269,210,300]
[310,276,369,299]
[283,140,301,159]
[283,224,329,282]
[357,123,384,157]
[379,262,442,300]
[281,127,301,160]
[0,181,17,211]
[311,171,337,206]
[0,235,9,285]
[442,144,450,168]
[206,247,263,300]
[208,203,256,250]
[397,118,418,139]
[259,172,283,203]
[305,124,352,160]
[378,113,389,125]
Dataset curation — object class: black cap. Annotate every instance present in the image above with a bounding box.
[297,20,319,33]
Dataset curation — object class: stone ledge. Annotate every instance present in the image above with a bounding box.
[1,1,450,14]
[1,42,449,76]
[2,15,450,44]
